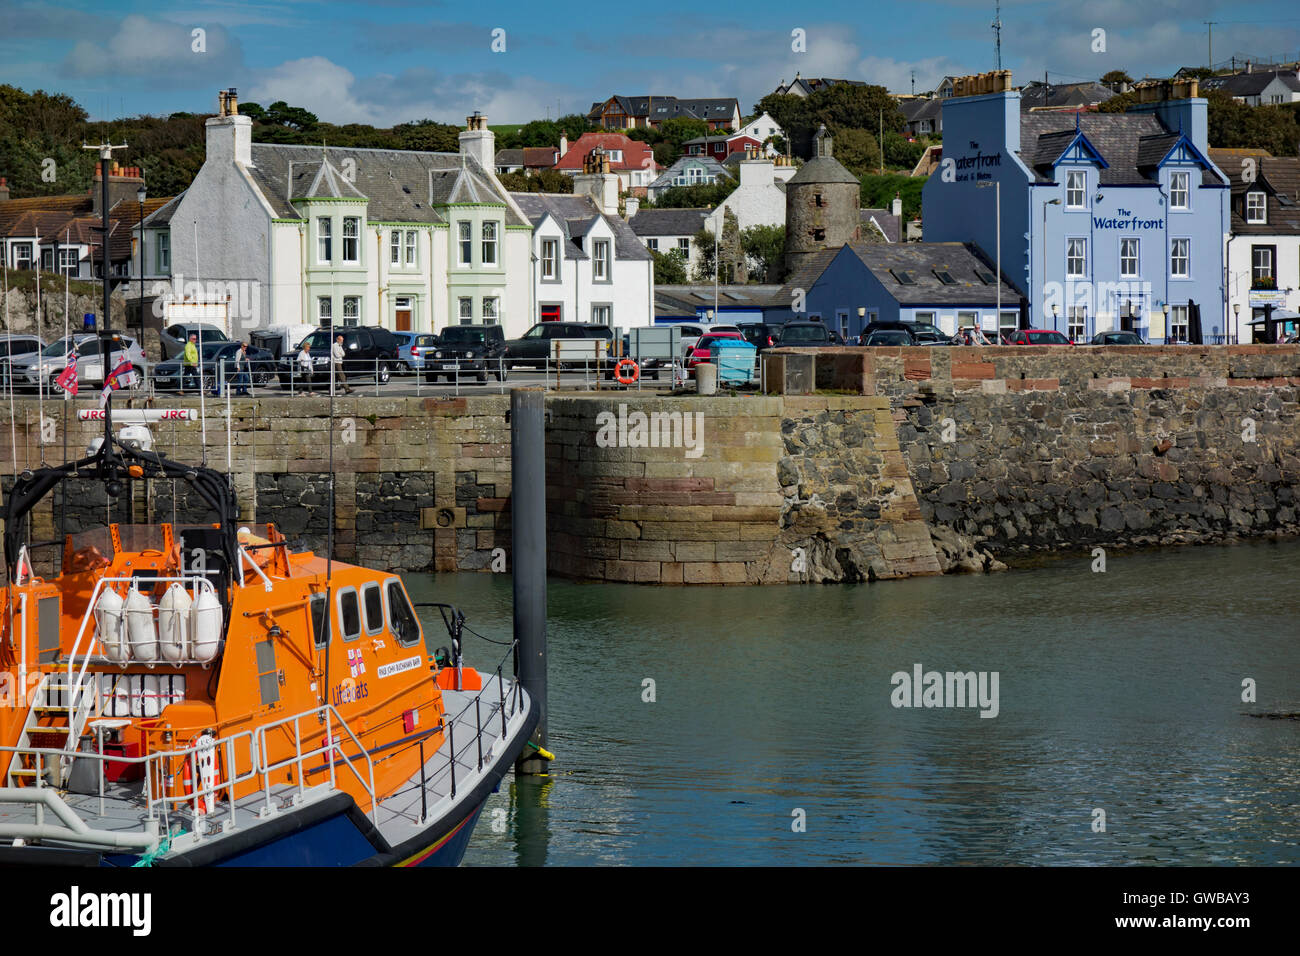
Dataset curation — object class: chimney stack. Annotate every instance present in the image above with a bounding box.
[206,87,254,168]
[559,133,568,158]
[459,111,496,172]
[892,192,903,220]
[0,177,10,202]
[573,147,620,216]
[91,161,145,216]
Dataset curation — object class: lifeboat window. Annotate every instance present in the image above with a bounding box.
[385,579,420,647]
[310,593,329,648]
[338,588,361,642]
[362,583,384,635]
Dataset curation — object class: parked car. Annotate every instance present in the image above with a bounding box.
[862,329,917,346]
[9,334,148,392]
[859,320,950,346]
[159,323,229,360]
[153,341,277,392]
[0,335,45,388]
[686,330,745,370]
[1004,329,1073,346]
[774,322,834,347]
[425,325,508,383]
[505,322,613,369]
[249,324,318,361]
[277,326,401,388]
[392,331,440,374]
[738,323,783,352]
[670,324,707,357]
[1089,331,1147,346]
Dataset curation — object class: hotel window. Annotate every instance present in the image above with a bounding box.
[458,297,473,325]
[1169,305,1189,343]
[156,233,170,273]
[481,221,498,265]
[1066,238,1087,278]
[342,296,360,326]
[1169,171,1190,209]
[593,239,611,280]
[1170,238,1190,278]
[405,230,417,265]
[390,230,401,265]
[592,304,612,324]
[1068,306,1087,342]
[342,217,359,262]
[457,221,472,265]
[1120,238,1140,277]
[318,296,332,325]
[481,297,499,324]
[1245,192,1266,224]
[1066,170,1086,209]
[1252,246,1275,285]
[317,218,332,263]
[541,238,559,279]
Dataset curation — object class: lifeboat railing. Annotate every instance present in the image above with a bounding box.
[253,704,378,825]
[66,574,223,727]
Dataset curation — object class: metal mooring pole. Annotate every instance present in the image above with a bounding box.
[512,387,549,775]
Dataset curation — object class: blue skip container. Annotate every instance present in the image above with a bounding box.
[708,338,758,384]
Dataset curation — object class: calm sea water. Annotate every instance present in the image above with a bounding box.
[403,540,1300,866]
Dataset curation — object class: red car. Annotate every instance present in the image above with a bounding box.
[686,331,745,370]
[1003,329,1073,346]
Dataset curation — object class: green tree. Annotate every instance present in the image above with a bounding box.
[740,224,785,283]
[497,169,574,193]
[652,248,688,285]
[393,120,461,152]
[882,131,925,171]
[859,173,926,221]
[1100,70,1133,90]
[1204,90,1300,156]
[831,128,884,177]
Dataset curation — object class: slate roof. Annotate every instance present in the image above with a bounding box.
[0,192,171,260]
[1019,81,1116,111]
[845,242,1020,305]
[655,284,786,314]
[495,148,526,168]
[1018,112,1224,187]
[1201,70,1300,98]
[649,156,728,191]
[627,208,710,238]
[775,248,842,306]
[509,192,651,262]
[787,156,859,185]
[900,98,943,125]
[1220,156,1300,235]
[860,208,900,243]
[589,96,740,125]
[243,144,526,226]
[774,77,866,97]
[522,147,558,168]
[141,192,186,228]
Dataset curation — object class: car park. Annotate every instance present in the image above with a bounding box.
[0,336,45,388]
[1089,331,1147,345]
[393,331,440,374]
[505,322,613,369]
[859,320,951,346]
[686,330,745,370]
[277,326,401,388]
[774,322,835,346]
[159,323,229,360]
[153,341,277,392]
[1003,329,1073,346]
[738,323,783,352]
[9,334,148,392]
[862,329,916,346]
[425,325,508,383]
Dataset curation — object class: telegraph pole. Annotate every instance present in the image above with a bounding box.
[1204,21,1217,70]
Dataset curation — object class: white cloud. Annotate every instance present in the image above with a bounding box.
[62,14,241,78]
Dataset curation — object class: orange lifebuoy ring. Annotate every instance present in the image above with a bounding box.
[615,358,640,385]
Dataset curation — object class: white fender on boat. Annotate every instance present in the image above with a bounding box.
[125,584,157,662]
[95,587,126,662]
[141,674,162,718]
[158,583,192,662]
[191,588,222,664]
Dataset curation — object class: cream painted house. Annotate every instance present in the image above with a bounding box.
[141,93,533,338]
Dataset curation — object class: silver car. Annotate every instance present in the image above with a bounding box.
[9,334,149,392]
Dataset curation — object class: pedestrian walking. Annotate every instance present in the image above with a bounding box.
[232,342,253,396]
[297,341,316,396]
[331,334,353,394]
[180,334,199,395]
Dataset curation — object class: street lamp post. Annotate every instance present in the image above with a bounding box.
[1042,197,1062,327]
[1162,302,1170,343]
[136,184,146,346]
[978,180,1000,337]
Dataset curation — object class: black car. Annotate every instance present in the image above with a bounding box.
[159,323,229,360]
[774,322,835,347]
[859,320,951,346]
[153,341,277,392]
[425,325,508,383]
[738,323,784,352]
[1089,331,1147,345]
[277,326,401,389]
[505,322,613,369]
[862,329,916,346]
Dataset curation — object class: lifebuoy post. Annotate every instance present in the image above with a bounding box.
[511,388,548,774]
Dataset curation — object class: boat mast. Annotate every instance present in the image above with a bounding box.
[82,141,128,457]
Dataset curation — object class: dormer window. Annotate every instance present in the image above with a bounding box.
[1066,170,1086,209]
[1245,191,1267,224]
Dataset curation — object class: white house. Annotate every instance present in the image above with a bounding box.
[1201,69,1300,107]
[1218,154,1300,342]
[704,153,786,234]
[138,91,533,338]
[737,112,785,152]
[627,208,710,278]
[646,156,728,202]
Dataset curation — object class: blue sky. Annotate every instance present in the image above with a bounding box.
[3,0,1298,126]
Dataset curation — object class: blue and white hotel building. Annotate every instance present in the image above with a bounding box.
[923,77,1231,343]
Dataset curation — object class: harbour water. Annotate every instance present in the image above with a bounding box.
[404,540,1300,866]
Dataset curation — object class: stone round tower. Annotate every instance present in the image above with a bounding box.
[783,126,861,278]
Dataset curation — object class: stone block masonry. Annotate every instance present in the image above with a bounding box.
[2,344,1298,583]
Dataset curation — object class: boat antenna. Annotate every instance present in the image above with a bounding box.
[82,141,128,459]
[3,241,14,591]
[35,225,45,467]
[62,229,70,537]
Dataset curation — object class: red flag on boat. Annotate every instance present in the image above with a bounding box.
[55,353,78,396]
[99,360,137,408]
